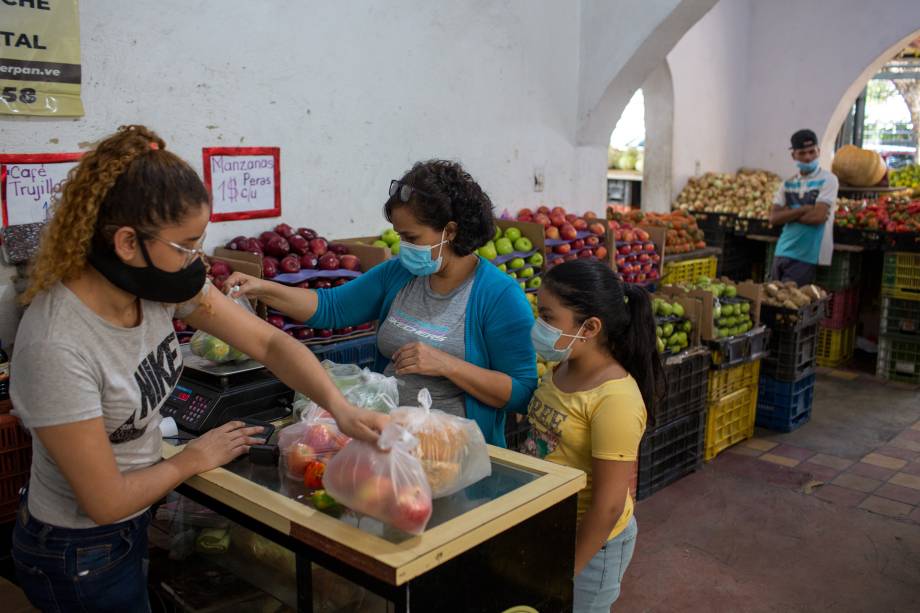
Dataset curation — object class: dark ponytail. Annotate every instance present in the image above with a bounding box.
[543,260,665,419]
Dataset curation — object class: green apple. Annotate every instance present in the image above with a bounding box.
[495,238,514,256]
[381,229,400,246]
[510,257,526,270]
[503,227,523,242]
[672,302,685,318]
[519,267,535,279]
[519,281,527,291]
[656,337,666,353]
[662,323,674,337]
[513,237,533,252]
[478,241,498,260]
[493,226,502,241]
[659,303,674,317]
[390,242,400,255]
[498,263,508,272]
[527,277,542,289]
[528,252,544,267]
[373,240,389,249]
[509,272,518,279]
[682,320,692,333]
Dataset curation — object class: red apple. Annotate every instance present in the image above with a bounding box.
[550,212,566,228]
[259,231,280,245]
[651,254,661,263]
[578,249,594,259]
[356,322,374,331]
[573,218,588,231]
[551,206,567,216]
[565,213,578,224]
[636,229,650,242]
[388,486,432,533]
[303,423,349,453]
[334,326,355,336]
[563,253,578,262]
[286,442,315,477]
[288,235,310,255]
[537,205,551,215]
[298,227,317,240]
[319,253,340,270]
[533,213,552,228]
[631,244,643,254]
[209,260,232,277]
[173,319,188,333]
[332,278,349,287]
[585,236,600,247]
[641,263,653,273]
[545,226,561,240]
[636,273,647,283]
[553,243,572,255]
[298,281,311,289]
[572,239,585,250]
[317,329,333,339]
[589,222,606,236]
[638,253,650,263]
[618,245,631,256]
[309,238,329,257]
[280,254,301,274]
[584,211,598,220]
[517,213,533,222]
[560,224,577,241]
[329,243,349,256]
[262,258,279,278]
[242,238,263,255]
[265,236,291,258]
[615,256,626,268]
[267,314,286,329]
[622,230,635,243]
[274,223,295,239]
[294,327,315,341]
[595,246,608,260]
[300,253,319,269]
[312,279,332,290]
[339,254,361,271]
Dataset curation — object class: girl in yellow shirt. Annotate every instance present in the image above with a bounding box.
[526,259,663,612]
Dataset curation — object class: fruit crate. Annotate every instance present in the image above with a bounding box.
[708,359,761,402]
[761,324,818,382]
[704,386,756,461]
[734,217,781,238]
[881,296,920,336]
[833,226,884,250]
[882,252,920,301]
[310,334,378,369]
[760,299,827,332]
[756,373,815,432]
[708,326,769,370]
[815,251,861,291]
[693,212,737,235]
[816,325,856,368]
[655,348,711,426]
[876,334,920,384]
[822,286,860,329]
[662,256,718,286]
[636,409,705,501]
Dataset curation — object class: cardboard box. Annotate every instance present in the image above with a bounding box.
[495,219,546,256]
[652,292,703,348]
[609,225,667,281]
[660,281,762,342]
[336,236,393,268]
[211,247,262,279]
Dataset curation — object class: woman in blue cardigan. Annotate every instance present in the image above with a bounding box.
[228,160,537,446]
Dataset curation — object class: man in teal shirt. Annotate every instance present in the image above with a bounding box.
[769,129,839,285]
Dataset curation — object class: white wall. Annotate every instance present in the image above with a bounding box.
[743,0,920,175]
[666,0,751,197]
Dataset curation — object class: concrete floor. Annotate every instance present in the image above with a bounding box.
[617,372,920,613]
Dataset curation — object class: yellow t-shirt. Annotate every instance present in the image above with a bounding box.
[525,370,646,541]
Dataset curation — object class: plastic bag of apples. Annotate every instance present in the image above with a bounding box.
[278,403,351,485]
[323,422,433,535]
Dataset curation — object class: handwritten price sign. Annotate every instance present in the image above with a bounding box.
[203,147,281,222]
[0,153,82,227]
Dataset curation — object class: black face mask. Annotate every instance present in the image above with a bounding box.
[87,239,206,304]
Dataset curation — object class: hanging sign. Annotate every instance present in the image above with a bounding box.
[0,0,83,116]
[0,153,82,227]
[203,147,281,222]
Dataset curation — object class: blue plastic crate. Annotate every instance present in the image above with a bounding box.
[755,374,815,432]
[310,335,378,369]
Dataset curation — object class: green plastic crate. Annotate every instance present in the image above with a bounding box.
[881,297,920,336]
[815,252,861,291]
[882,252,920,301]
[876,334,920,384]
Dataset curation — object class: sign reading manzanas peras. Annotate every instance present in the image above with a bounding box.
[0,0,83,116]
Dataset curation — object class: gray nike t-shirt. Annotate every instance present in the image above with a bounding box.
[11,282,201,528]
[377,267,476,417]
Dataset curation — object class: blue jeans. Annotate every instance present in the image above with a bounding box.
[11,489,152,613]
[573,515,638,613]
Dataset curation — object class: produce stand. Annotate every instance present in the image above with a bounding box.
[159,440,585,612]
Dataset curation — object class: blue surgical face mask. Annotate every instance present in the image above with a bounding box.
[398,230,448,276]
[796,159,819,174]
[531,318,586,362]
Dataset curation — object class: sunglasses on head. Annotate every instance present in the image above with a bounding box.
[389,179,438,203]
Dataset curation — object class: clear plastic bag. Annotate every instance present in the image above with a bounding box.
[293,361,399,419]
[278,403,350,482]
[322,423,433,535]
[188,294,254,364]
[391,389,492,498]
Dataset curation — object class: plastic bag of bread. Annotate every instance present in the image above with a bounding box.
[323,423,433,534]
[278,403,350,482]
[391,389,492,498]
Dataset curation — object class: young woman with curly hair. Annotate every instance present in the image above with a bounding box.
[228,160,537,445]
[11,125,386,612]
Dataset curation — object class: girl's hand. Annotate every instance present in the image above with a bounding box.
[223,272,270,300]
[334,405,389,444]
[182,421,265,473]
[392,342,456,377]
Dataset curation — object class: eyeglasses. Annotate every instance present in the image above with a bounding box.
[389,180,437,203]
[141,230,207,268]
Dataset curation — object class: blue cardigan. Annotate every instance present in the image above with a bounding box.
[308,257,537,447]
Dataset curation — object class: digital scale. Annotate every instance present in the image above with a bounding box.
[161,346,294,435]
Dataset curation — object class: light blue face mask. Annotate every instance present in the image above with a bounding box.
[398,230,448,276]
[531,318,586,363]
[796,159,819,174]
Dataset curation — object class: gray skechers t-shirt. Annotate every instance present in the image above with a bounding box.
[377,267,476,417]
[11,282,201,528]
